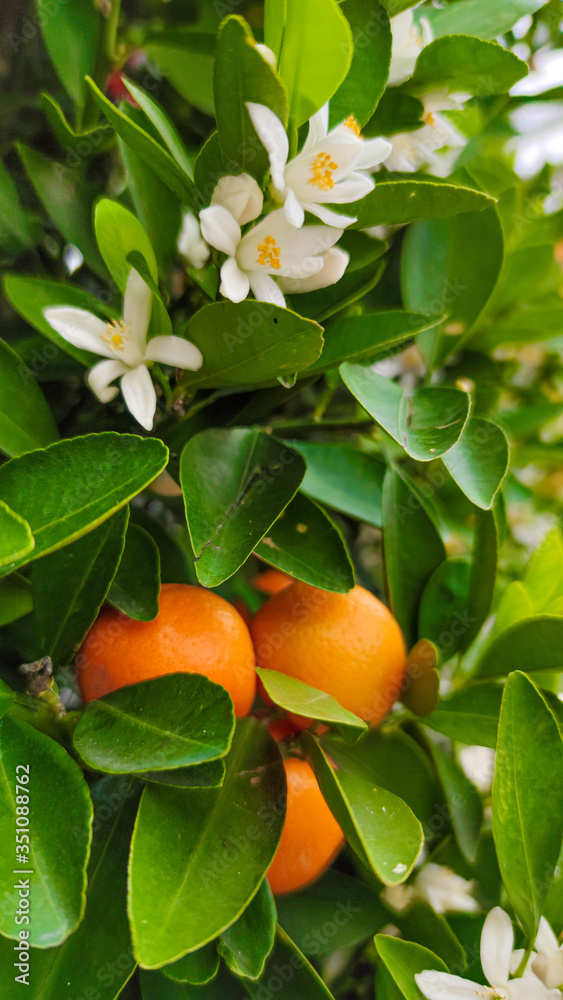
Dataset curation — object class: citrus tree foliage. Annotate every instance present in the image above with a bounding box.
[1,0,563,998]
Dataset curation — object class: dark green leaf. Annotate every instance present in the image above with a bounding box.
[346,179,496,229]
[418,558,471,657]
[0,160,36,249]
[307,310,440,373]
[286,258,385,322]
[138,760,226,788]
[459,507,498,651]
[145,32,216,117]
[477,616,563,677]
[219,880,276,980]
[257,668,367,741]
[424,683,503,749]
[163,944,219,985]
[37,0,100,108]
[410,36,528,95]
[0,679,16,719]
[330,0,391,128]
[243,927,335,999]
[108,522,161,621]
[288,441,385,527]
[426,737,482,864]
[0,501,34,570]
[0,339,59,457]
[443,417,509,509]
[365,89,424,136]
[375,935,448,1000]
[123,79,195,180]
[0,574,33,628]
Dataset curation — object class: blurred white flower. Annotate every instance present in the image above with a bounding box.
[385,90,468,173]
[199,205,343,307]
[414,864,479,915]
[44,268,203,430]
[508,102,563,179]
[511,918,563,991]
[177,213,210,270]
[388,8,433,87]
[459,745,496,794]
[246,101,391,228]
[277,246,349,294]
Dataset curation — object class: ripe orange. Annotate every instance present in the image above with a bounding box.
[250,582,406,726]
[268,757,344,894]
[251,568,294,595]
[77,583,256,716]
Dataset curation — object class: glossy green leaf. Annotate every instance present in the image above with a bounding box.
[0,338,59,457]
[277,0,354,126]
[410,36,528,95]
[424,0,547,39]
[424,683,503,749]
[329,0,391,129]
[0,433,168,576]
[395,901,466,972]
[303,733,423,885]
[0,160,35,249]
[523,527,563,611]
[181,429,305,587]
[214,16,287,178]
[257,668,367,741]
[128,717,286,967]
[219,880,276,980]
[145,32,216,117]
[0,715,92,947]
[130,507,192,586]
[477,616,563,677]
[0,775,139,1000]
[346,179,496,229]
[123,79,195,181]
[365,88,424,136]
[286,258,385,323]
[427,737,483,864]
[244,927,335,999]
[418,558,471,657]
[375,935,448,1000]
[32,507,128,668]
[95,199,158,294]
[37,0,100,108]
[264,0,286,59]
[443,417,509,509]
[493,581,535,637]
[87,78,195,207]
[179,302,323,390]
[74,673,235,773]
[341,367,470,461]
[382,469,446,647]
[307,310,441,374]
[0,501,34,570]
[108,522,161,621]
[163,944,219,985]
[0,679,16,720]
[459,507,498,651]
[0,574,32,628]
[289,441,385,527]
[493,672,563,939]
[138,760,226,789]
[254,493,355,593]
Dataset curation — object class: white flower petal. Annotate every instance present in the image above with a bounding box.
[43,306,113,358]
[421,17,434,47]
[278,247,349,294]
[481,907,514,987]
[248,271,286,308]
[303,103,330,152]
[87,358,129,403]
[356,136,393,170]
[320,172,374,204]
[533,951,563,990]
[536,917,559,954]
[415,971,486,999]
[120,365,157,431]
[303,201,357,227]
[254,43,277,68]
[211,173,264,225]
[123,267,152,348]
[284,188,306,228]
[245,102,288,192]
[145,335,203,371]
[199,205,241,257]
[510,977,562,999]
[220,257,250,303]
[178,212,210,269]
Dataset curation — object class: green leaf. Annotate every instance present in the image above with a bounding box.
[0,575,33,628]
[346,179,496,229]
[288,441,385,527]
[264,0,286,59]
[0,160,36,249]
[341,368,470,461]
[254,493,355,593]
[108,522,161,621]
[73,674,235,773]
[257,668,367,742]
[181,429,305,587]
[375,935,448,1000]
[395,901,466,972]
[138,760,226,789]
[493,672,563,939]
[163,944,219,985]
[128,717,286,967]
[418,558,471,658]
[365,89,424,136]
[95,199,158,294]
[0,433,168,576]
[0,339,59,457]
[303,732,423,885]
[244,927,336,999]
[0,679,16,720]
[286,258,385,323]
[179,301,323,390]
[32,507,128,668]
[459,507,498,651]
[122,79,195,181]
[382,469,446,648]
[443,417,509,509]
[493,581,534,637]
[410,36,528,96]
[277,0,354,127]
[0,775,139,1000]
[523,527,563,611]
[0,501,34,570]
[145,32,216,117]
[329,0,391,129]
[477,616,563,677]
[219,880,276,980]
[426,737,482,864]
[0,715,92,946]
[37,0,100,108]
[424,683,503,749]
[214,16,287,179]
[424,0,548,40]
[307,310,441,374]
[86,78,195,207]
[18,144,106,278]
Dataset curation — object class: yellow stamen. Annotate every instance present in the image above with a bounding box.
[309,152,338,191]
[423,111,436,126]
[257,235,282,270]
[343,114,361,137]
[101,319,130,353]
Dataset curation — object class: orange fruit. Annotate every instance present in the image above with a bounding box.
[250,582,406,726]
[268,758,343,894]
[251,568,294,595]
[77,583,256,716]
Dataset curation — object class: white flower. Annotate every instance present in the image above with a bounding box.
[414,864,480,915]
[210,172,264,225]
[246,101,392,228]
[510,918,563,991]
[44,267,203,431]
[199,205,343,308]
[388,8,433,87]
[385,90,468,173]
[277,247,349,295]
[177,212,210,270]
[415,907,561,1000]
